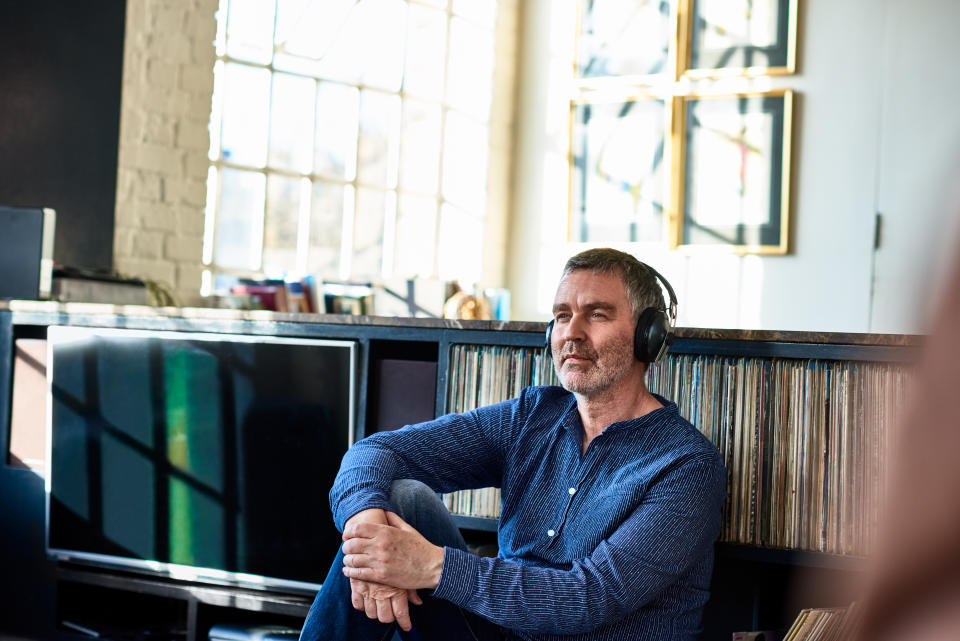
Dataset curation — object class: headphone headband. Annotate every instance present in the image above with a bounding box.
[638,262,678,327]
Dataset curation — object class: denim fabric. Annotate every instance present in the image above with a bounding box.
[300,480,506,641]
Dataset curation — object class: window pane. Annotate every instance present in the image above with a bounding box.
[452,0,497,26]
[215,168,265,270]
[225,0,275,64]
[305,0,405,90]
[220,63,270,166]
[353,187,390,278]
[262,175,301,275]
[209,61,224,161]
[360,0,406,92]
[269,74,316,173]
[399,100,441,194]
[357,90,401,188]
[437,203,481,285]
[274,0,356,78]
[315,82,359,180]
[308,182,349,278]
[442,111,488,211]
[395,194,437,278]
[403,4,447,102]
[445,17,494,120]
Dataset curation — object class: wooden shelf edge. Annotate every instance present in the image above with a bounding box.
[716,543,868,571]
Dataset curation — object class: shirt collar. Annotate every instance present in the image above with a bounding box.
[557,391,678,441]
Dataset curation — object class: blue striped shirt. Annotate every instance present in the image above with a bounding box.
[331,386,726,640]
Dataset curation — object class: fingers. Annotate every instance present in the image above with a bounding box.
[384,511,415,532]
[343,520,383,541]
[342,537,374,556]
[343,565,376,582]
[375,597,396,624]
[391,593,412,631]
[407,588,423,605]
[363,593,378,620]
[350,579,370,610]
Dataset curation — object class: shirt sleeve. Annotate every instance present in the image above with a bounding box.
[431,453,726,635]
[329,388,534,531]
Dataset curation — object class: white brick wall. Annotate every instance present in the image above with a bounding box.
[114,0,218,307]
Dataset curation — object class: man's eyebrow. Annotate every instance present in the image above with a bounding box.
[551,301,618,314]
[584,302,617,311]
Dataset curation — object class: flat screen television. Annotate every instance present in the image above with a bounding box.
[45,325,356,592]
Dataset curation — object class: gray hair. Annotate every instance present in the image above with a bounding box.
[561,248,665,318]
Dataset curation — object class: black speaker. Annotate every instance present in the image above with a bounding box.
[0,207,56,300]
[545,262,677,363]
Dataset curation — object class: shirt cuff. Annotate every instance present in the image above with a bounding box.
[431,546,479,605]
[334,495,394,531]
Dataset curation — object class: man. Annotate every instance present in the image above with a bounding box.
[300,248,726,640]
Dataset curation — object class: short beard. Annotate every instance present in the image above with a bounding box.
[554,332,635,397]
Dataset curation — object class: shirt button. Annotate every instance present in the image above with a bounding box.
[568,487,576,495]
[547,529,555,537]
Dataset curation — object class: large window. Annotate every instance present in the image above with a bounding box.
[203,0,498,292]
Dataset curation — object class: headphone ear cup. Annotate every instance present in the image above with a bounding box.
[634,308,670,362]
[545,319,554,357]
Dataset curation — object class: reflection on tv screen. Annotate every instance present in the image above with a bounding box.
[47,327,355,590]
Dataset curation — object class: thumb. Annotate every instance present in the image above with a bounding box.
[385,510,416,532]
[407,589,423,605]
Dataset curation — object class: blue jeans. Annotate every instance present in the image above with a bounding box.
[299,480,506,641]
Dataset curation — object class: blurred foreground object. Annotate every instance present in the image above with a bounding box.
[855,236,960,641]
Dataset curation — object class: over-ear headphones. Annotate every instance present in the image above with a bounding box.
[545,262,678,363]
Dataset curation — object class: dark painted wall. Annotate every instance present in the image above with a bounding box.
[0,0,127,272]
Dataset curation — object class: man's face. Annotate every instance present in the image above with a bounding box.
[551,269,637,397]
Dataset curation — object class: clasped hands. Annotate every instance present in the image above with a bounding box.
[341,508,445,632]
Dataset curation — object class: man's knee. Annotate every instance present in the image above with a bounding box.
[388,479,442,521]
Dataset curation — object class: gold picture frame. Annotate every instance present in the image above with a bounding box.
[567,92,673,244]
[670,89,793,254]
[574,0,680,85]
[680,0,799,79]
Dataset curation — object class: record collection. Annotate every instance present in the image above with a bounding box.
[442,344,910,556]
[441,344,558,518]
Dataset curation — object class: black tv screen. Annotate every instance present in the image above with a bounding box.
[45,326,356,591]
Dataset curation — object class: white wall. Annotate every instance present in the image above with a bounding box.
[870,0,960,333]
[507,0,960,333]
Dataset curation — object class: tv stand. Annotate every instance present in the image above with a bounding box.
[54,564,311,641]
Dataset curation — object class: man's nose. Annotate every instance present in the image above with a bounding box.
[561,314,588,342]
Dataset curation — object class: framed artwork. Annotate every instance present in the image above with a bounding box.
[575,0,675,81]
[569,95,669,243]
[672,90,793,253]
[684,0,798,77]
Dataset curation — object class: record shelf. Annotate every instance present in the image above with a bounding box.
[0,302,919,640]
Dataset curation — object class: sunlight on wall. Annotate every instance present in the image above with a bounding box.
[682,254,744,329]
[738,255,765,328]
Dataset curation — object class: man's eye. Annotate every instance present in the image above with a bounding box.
[555,313,570,321]
[592,312,606,319]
